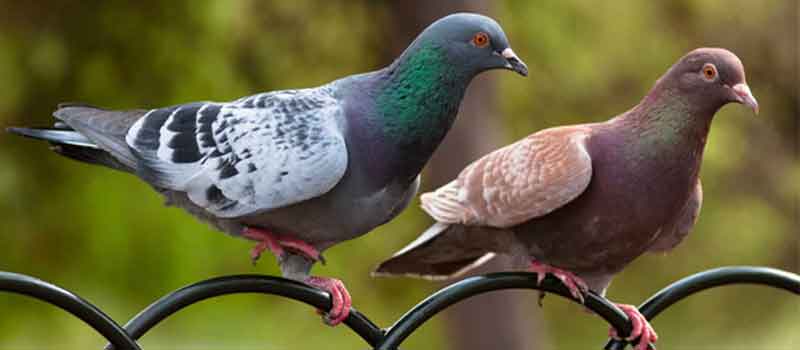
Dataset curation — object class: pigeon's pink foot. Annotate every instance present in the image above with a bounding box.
[305,276,352,326]
[528,260,589,302]
[609,304,658,350]
[242,227,323,264]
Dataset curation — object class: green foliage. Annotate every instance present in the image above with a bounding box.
[0,0,796,349]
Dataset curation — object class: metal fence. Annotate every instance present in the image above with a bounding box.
[1,266,798,349]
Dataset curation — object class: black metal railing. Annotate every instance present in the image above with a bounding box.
[1,266,798,350]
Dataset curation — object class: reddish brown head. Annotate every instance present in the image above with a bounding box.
[659,48,758,115]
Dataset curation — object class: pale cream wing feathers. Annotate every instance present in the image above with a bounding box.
[421,126,593,228]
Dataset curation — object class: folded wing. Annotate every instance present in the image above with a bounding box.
[125,88,348,218]
[421,125,594,228]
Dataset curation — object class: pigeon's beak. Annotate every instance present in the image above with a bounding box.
[501,48,528,77]
[732,83,759,115]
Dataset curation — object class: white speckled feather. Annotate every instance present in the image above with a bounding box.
[125,88,348,218]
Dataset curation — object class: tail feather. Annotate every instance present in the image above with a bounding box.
[53,106,146,168]
[57,102,101,109]
[51,144,133,172]
[372,223,498,280]
[8,126,133,172]
[7,127,97,148]
[8,104,147,171]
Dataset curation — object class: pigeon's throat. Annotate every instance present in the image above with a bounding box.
[618,91,714,170]
[376,44,468,148]
[629,89,715,140]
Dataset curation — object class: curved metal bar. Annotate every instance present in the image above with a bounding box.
[377,272,632,350]
[4,267,797,350]
[0,271,141,350]
[605,266,800,350]
[104,275,385,350]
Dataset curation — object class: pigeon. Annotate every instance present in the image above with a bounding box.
[374,48,758,348]
[8,13,528,326]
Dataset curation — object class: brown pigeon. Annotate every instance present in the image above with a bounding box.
[374,48,758,349]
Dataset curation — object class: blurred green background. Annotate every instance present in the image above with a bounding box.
[0,1,797,349]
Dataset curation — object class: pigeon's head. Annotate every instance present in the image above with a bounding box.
[416,13,528,77]
[664,48,758,115]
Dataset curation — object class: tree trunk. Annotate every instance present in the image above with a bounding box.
[377,1,547,349]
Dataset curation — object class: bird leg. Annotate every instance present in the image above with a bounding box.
[242,227,349,326]
[242,227,324,265]
[304,276,352,326]
[609,304,658,350]
[528,260,589,303]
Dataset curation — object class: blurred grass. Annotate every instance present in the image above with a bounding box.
[0,0,797,349]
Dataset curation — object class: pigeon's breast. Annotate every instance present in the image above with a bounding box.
[512,130,698,275]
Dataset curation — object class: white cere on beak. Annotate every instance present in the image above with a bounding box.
[732,83,759,115]
[501,48,518,60]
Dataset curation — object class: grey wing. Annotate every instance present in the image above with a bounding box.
[649,180,703,252]
[125,88,348,218]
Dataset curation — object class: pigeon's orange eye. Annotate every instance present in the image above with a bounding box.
[702,63,717,81]
[472,32,490,48]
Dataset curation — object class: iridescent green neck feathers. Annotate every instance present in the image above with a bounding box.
[375,42,467,146]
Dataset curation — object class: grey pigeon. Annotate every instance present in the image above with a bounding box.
[375,48,758,347]
[8,13,527,325]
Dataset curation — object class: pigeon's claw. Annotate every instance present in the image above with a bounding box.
[278,238,324,264]
[305,276,351,326]
[528,260,589,303]
[250,241,267,265]
[242,228,348,326]
[244,228,284,265]
[609,304,658,350]
[243,227,323,264]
